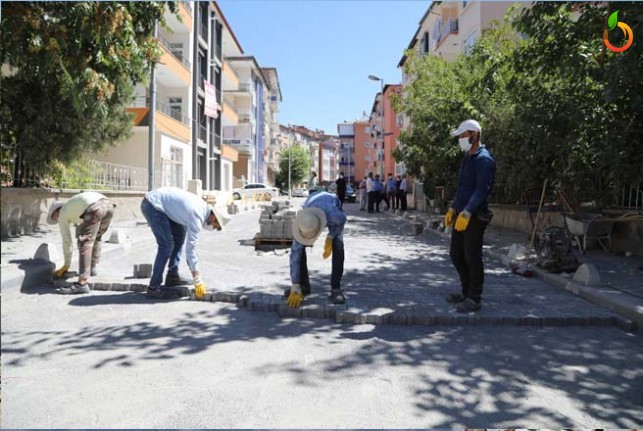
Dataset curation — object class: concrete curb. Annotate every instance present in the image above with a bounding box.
[62,281,629,330]
[397,211,642,332]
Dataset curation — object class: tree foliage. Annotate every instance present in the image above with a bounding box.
[0,1,177,169]
[275,145,311,190]
[394,2,643,207]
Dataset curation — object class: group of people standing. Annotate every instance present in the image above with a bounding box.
[357,172,408,213]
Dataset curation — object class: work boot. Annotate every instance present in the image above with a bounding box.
[445,293,466,304]
[165,274,192,287]
[329,289,346,305]
[455,298,481,313]
[56,282,90,295]
[146,286,182,300]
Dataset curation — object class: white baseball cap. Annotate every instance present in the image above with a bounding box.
[450,119,482,137]
[292,207,327,246]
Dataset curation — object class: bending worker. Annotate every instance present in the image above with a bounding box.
[47,191,116,294]
[141,187,230,300]
[287,190,347,307]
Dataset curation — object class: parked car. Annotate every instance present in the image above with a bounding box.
[232,183,279,201]
[345,185,357,203]
[292,188,309,198]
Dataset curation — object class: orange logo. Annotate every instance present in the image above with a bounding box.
[603,11,633,53]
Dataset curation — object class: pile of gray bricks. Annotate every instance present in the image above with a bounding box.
[257,201,296,240]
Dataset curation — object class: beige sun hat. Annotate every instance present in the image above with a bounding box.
[209,206,232,232]
[292,207,327,246]
[46,202,65,225]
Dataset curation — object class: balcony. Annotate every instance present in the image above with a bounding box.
[438,19,459,46]
[157,34,191,70]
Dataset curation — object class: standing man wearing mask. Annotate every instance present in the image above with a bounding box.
[444,120,496,313]
[140,187,230,300]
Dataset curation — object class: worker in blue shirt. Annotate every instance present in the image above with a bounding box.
[286,191,347,307]
[444,120,496,313]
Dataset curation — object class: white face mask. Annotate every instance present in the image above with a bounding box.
[459,137,472,152]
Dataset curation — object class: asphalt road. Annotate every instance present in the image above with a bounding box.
[2,200,642,428]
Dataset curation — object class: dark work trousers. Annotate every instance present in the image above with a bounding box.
[299,236,344,290]
[449,214,488,303]
[367,191,375,213]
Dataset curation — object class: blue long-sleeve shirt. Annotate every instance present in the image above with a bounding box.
[453,146,496,214]
[145,187,211,273]
[290,192,346,284]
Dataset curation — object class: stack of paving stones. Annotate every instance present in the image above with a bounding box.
[256,201,296,241]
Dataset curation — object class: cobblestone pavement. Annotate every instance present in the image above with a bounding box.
[4,200,635,329]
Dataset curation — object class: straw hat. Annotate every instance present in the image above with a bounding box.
[46,202,65,225]
[292,207,327,246]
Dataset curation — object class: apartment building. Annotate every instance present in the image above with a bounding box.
[337,123,356,186]
[88,1,243,192]
[397,1,515,130]
[261,68,282,185]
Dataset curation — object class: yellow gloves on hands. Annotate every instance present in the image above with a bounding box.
[454,210,472,232]
[286,283,304,308]
[444,208,455,227]
[322,235,333,260]
[193,276,206,299]
[54,265,70,279]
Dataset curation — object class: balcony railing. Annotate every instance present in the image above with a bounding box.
[131,97,190,126]
[157,34,191,69]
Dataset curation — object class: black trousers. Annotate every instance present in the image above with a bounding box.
[299,236,344,290]
[367,191,375,212]
[449,214,488,303]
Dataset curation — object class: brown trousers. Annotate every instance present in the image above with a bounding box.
[76,198,115,279]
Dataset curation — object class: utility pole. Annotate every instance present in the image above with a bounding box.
[148,19,157,191]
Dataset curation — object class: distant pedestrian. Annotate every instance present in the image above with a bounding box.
[366,172,375,213]
[444,120,496,313]
[399,174,408,211]
[286,191,347,308]
[47,191,116,294]
[358,176,367,211]
[335,172,347,210]
[385,173,397,211]
[373,174,383,212]
[308,171,319,192]
[140,187,230,300]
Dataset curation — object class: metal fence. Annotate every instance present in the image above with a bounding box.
[1,156,149,191]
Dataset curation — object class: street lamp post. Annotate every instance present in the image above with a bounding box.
[368,75,384,177]
[288,124,292,198]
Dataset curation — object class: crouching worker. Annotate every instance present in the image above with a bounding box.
[287,191,347,308]
[141,187,230,300]
[47,192,116,294]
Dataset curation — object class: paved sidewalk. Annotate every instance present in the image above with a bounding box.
[3,200,638,331]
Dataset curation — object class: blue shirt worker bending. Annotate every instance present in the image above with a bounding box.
[444,120,496,313]
[287,191,347,308]
[141,187,230,300]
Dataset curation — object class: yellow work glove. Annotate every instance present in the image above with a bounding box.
[286,283,304,308]
[193,276,206,299]
[454,210,472,232]
[444,208,455,227]
[54,265,70,279]
[322,235,333,260]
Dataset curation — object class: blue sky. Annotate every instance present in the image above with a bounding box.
[217,0,430,135]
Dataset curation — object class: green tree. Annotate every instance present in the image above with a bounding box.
[275,145,311,191]
[0,1,178,170]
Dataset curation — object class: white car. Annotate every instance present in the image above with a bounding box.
[232,183,279,201]
[292,188,309,198]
